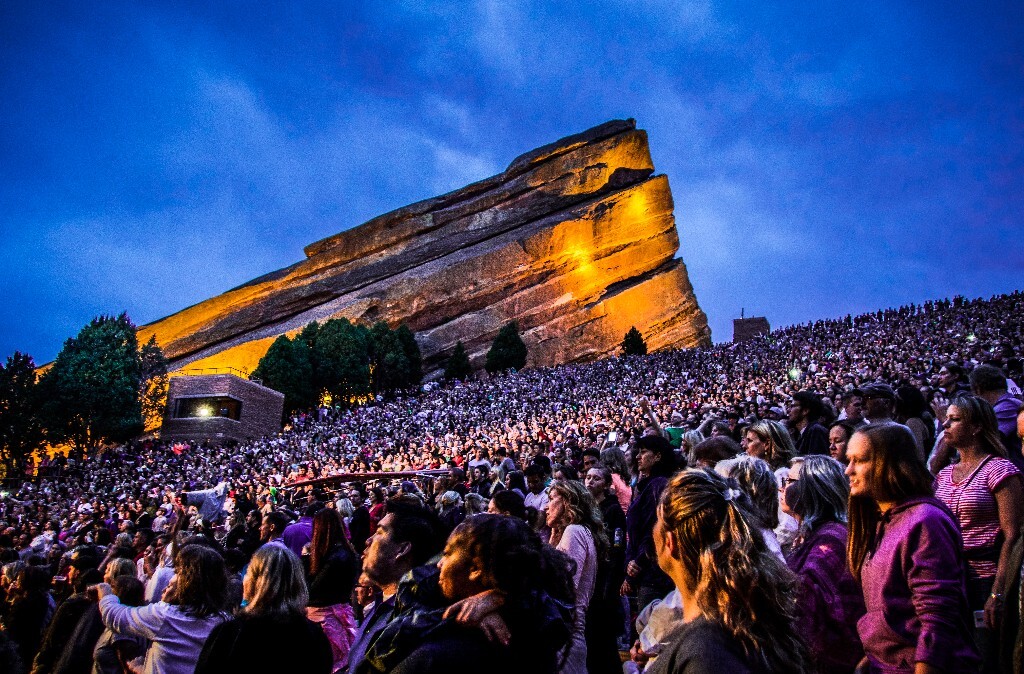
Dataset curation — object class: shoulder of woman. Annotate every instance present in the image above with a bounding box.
[648,475,670,492]
[983,457,1021,485]
[896,499,961,539]
[565,523,594,540]
[657,619,756,673]
[807,521,848,546]
[207,616,243,636]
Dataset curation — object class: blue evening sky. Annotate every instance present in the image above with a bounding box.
[2,1,1021,362]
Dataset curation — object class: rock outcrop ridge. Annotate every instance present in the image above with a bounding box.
[139,119,711,377]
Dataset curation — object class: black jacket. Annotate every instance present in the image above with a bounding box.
[195,613,333,674]
[306,543,359,608]
[349,506,371,554]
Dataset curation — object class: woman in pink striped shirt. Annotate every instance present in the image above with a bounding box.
[934,394,1023,673]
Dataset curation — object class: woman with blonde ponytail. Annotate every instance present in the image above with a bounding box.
[647,469,808,674]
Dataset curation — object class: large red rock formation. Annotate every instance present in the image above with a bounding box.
[139,119,711,377]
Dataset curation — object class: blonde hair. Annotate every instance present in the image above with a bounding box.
[746,420,796,469]
[104,557,138,582]
[548,480,609,561]
[244,545,309,617]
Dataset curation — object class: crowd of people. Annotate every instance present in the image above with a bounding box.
[0,290,1023,673]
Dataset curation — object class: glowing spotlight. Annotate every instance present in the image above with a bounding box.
[788,368,802,381]
[196,406,213,417]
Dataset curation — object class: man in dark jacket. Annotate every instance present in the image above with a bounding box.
[789,391,830,456]
[348,483,371,555]
[347,501,445,674]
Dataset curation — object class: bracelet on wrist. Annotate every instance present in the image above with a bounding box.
[989,592,1004,602]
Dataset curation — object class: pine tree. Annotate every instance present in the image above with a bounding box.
[368,322,409,396]
[252,335,316,415]
[485,322,528,373]
[313,319,371,404]
[139,336,169,431]
[621,326,648,356]
[394,325,423,388]
[444,341,472,381]
[0,352,44,476]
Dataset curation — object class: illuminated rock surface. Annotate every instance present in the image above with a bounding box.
[139,119,711,377]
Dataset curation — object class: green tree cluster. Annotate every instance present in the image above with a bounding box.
[36,314,165,455]
[485,321,528,374]
[252,319,423,415]
[621,326,648,356]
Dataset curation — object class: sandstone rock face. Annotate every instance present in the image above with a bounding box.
[139,119,711,378]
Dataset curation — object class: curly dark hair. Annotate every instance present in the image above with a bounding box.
[448,514,574,605]
[634,434,677,477]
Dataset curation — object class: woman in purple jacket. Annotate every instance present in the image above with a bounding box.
[783,455,865,673]
[846,424,979,673]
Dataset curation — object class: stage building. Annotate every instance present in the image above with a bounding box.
[161,371,284,442]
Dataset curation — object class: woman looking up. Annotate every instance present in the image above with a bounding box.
[547,480,608,674]
[933,395,1022,673]
[846,424,980,673]
[196,544,332,673]
[649,469,807,673]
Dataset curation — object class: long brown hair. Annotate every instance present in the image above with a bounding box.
[309,508,354,576]
[746,420,796,469]
[167,544,228,618]
[659,470,808,673]
[847,424,934,581]
[548,480,609,561]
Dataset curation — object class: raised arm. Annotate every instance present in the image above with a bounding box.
[98,589,164,641]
